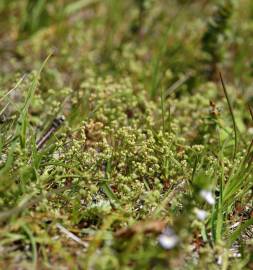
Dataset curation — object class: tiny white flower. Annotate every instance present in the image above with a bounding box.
[248,127,253,135]
[158,228,179,250]
[217,255,222,265]
[200,190,215,205]
[194,208,208,221]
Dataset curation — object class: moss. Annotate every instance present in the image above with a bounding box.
[0,1,253,269]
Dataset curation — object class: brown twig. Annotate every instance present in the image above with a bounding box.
[36,115,65,150]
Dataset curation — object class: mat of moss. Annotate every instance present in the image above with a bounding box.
[0,1,252,269]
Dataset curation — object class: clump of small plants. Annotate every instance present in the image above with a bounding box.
[0,1,252,269]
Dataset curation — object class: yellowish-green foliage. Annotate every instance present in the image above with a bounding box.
[0,1,253,269]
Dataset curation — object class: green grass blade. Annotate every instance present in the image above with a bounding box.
[219,72,238,160]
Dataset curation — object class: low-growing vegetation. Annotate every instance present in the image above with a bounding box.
[0,0,252,269]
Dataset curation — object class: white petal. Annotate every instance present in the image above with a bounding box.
[200,190,215,205]
[158,234,179,250]
[194,208,208,221]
